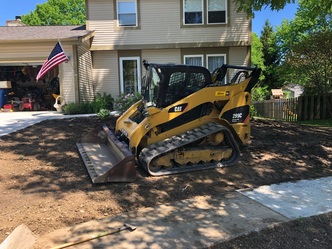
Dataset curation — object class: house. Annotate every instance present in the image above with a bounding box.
[0,0,251,108]
[282,84,304,98]
[86,0,252,97]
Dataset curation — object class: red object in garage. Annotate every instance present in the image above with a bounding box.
[3,104,14,111]
[21,98,34,111]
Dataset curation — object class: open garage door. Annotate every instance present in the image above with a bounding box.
[0,64,60,111]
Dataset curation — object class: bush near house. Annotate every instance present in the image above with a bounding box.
[113,92,142,114]
[63,92,114,115]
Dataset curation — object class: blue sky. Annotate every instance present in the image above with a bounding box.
[0,0,47,26]
[252,2,298,35]
[1,0,298,34]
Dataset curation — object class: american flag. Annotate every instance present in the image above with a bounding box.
[36,41,68,81]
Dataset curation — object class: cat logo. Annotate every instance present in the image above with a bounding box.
[174,106,182,112]
[168,103,188,113]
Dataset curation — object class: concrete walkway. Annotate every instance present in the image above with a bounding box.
[34,177,332,249]
[0,111,331,248]
[0,111,95,137]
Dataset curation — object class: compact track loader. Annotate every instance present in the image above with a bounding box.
[77,62,261,183]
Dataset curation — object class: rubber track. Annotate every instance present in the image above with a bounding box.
[139,122,240,176]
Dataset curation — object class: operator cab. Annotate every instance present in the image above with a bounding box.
[142,62,212,109]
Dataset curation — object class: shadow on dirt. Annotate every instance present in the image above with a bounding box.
[0,117,331,243]
[1,117,331,205]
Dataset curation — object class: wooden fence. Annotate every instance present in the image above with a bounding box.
[253,94,332,122]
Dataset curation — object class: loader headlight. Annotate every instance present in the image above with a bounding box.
[121,128,128,138]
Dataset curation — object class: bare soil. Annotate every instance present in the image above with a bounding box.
[0,117,331,248]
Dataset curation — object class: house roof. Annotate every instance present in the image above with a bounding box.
[0,25,94,44]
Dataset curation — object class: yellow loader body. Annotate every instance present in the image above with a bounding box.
[77,63,261,183]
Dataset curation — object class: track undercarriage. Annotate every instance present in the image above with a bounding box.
[139,122,240,176]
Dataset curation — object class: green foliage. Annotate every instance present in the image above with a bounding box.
[94,92,114,111]
[97,109,111,120]
[233,0,331,18]
[250,104,258,117]
[63,92,114,115]
[286,30,332,95]
[251,32,266,82]
[299,118,332,127]
[21,0,85,25]
[260,21,283,90]
[252,85,270,101]
[63,102,96,115]
[282,89,292,99]
[114,93,142,114]
[276,0,332,95]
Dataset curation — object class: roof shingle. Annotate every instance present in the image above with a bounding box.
[0,25,93,41]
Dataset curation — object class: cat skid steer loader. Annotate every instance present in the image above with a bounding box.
[77,62,261,183]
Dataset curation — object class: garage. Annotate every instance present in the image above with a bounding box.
[0,25,95,112]
[0,65,60,111]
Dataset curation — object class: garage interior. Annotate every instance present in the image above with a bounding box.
[0,65,60,111]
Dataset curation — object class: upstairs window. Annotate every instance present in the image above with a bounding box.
[207,0,226,24]
[184,0,203,25]
[117,0,137,27]
[183,0,227,25]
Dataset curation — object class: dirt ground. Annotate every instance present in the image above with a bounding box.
[0,116,331,248]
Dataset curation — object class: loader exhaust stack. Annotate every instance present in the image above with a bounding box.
[77,125,136,183]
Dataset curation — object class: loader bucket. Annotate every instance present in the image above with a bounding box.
[77,125,136,183]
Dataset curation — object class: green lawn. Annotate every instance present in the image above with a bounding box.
[298,118,332,127]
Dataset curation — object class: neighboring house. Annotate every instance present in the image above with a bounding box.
[86,0,252,98]
[0,25,95,107]
[283,84,304,98]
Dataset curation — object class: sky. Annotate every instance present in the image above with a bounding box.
[252,2,299,35]
[1,0,298,34]
[0,0,47,26]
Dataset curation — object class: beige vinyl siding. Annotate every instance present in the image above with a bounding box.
[0,43,57,63]
[60,45,77,104]
[78,44,94,102]
[229,47,250,66]
[86,0,114,21]
[142,49,181,64]
[228,46,250,79]
[88,0,250,49]
[92,51,120,97]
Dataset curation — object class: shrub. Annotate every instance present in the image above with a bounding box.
[252,85,270,101]
[62,92,114,115]
[63,102,96,114]
[113,92,142,114]
[250,104,257,117]
[97,108,110,120]
[95,92,114,111]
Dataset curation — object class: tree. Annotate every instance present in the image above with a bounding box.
[275,0,332,115]
[251,33,265,72]
[251,32,269,100]
[287,31,332,93]
[233,0,331,17]
[260,21,282,91]
[276,0,332,90]
[21,0,85,26]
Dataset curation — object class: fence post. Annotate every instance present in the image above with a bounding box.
[297,96,302,121]
[315,95,321,119]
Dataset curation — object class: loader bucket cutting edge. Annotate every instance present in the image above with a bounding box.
[77,125,136,183]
